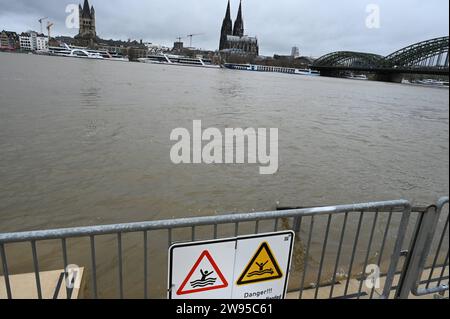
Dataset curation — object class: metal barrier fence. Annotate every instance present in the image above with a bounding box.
[0,198,447,299]
[397,197,449,298]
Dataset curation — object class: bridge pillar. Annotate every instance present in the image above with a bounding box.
[374,72,404,83]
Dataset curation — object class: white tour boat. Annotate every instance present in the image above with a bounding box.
[47,44,129,62]
[344,74,368,80]
[223,63,320,76]
[138,54,220,69]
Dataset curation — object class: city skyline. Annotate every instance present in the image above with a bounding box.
[0,0,448,57]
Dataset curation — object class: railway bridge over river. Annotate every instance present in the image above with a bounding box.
[312,36,449,82]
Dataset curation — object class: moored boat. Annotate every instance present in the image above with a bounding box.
[223,63,320,76]
[138,54,220,69]
[47,44,129,62]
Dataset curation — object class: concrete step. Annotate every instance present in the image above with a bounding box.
[0,268,85,299]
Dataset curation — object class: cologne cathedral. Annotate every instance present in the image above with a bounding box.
[219,0,259,56]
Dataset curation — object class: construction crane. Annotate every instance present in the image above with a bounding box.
[46,21,54,39]
[186,33,204,48]
[38,17,48,34]
[175,36,184,43]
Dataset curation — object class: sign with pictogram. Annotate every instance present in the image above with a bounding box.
[176,250,228,295]
[236,242,283,285]
[169,231,294,299]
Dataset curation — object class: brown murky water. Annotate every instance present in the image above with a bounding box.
[0,53,448,298]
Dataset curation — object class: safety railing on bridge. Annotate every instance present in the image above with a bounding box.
[0,198,448,299]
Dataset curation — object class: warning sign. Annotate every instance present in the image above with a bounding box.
[169,231,294,299]
[237,242,283,285]
[232,232,294,299]
[169,240,235,299]
[177,250,228,295]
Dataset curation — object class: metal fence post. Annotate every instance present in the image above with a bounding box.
[381,203,411,299]
[395,204,440,298]
[292,216,302,233]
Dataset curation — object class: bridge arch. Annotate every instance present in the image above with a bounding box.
[385,36,449,68]
[313,51,385,69]
[313,36,449,72]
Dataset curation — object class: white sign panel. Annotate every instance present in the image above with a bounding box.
[168,231,294,299]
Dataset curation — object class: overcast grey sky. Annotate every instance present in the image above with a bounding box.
[0,0,448,56]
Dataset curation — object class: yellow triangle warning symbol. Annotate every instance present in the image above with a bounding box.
[237,242,283,285]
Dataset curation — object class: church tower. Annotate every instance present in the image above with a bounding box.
[219,0,233,50]
[78,0,96,38]
[233,0,244,37]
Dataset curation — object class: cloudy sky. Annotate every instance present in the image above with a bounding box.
[0,0,448,57]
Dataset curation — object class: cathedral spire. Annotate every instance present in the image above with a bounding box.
[219,0,233,50]
[233,0,244,37]
[225,0,231,21]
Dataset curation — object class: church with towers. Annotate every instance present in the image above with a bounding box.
[219,0,259,56]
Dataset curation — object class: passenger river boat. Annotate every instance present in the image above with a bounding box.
[45,44,129,62]
[223,63,321,76]
[138,54,220,69]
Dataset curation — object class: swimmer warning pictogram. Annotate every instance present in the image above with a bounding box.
[237,242,283,285]
[176,250,229,295]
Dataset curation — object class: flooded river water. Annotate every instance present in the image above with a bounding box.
[0,53,448,298]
